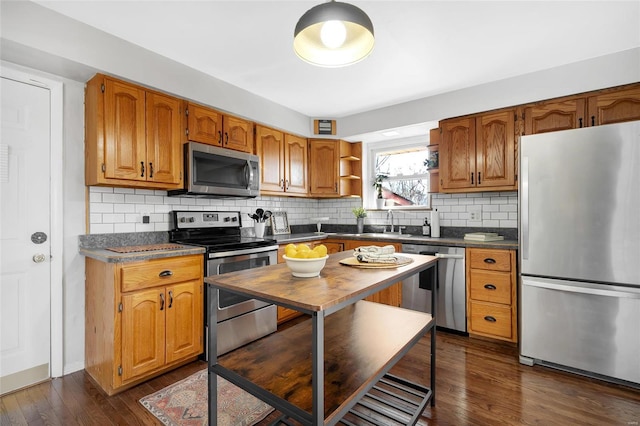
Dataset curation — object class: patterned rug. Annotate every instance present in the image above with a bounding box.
[140,369,274,426]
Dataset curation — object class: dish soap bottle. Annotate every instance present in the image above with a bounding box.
[422,218,431,236]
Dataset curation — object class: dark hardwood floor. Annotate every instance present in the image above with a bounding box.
[2,330,639,425]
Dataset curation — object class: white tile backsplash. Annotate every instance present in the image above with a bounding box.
[87,187,518,233]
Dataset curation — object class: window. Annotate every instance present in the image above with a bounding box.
[371,143,430,209]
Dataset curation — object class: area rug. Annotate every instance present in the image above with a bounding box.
[140,369,274,426]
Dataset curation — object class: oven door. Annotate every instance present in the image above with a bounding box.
[207,249,277,322]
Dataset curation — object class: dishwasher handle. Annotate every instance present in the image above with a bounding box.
[435,253,464,259]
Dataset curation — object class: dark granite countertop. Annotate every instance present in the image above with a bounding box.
[268,232,518,250]
[78,231,205,263]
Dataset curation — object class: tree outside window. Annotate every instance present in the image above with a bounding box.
[374,146,430,208]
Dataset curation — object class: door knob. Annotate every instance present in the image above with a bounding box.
[33,254,46,263]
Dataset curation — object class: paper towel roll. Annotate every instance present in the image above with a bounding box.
[431,208,440,238]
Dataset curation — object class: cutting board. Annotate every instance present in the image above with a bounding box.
[339,256,413,269]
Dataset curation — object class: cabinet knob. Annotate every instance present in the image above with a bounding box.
[149,162,153,178]
[470,173,474,184]
[484,316,497,323]
[168,290,173,308]
[484,284,497,290]
[484,258,496,264]
[159,270,173,278]
[160,293,165,310]
[140,161,145,177]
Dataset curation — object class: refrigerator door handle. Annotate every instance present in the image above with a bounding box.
[524,278,640,299]
[521,157,529,260]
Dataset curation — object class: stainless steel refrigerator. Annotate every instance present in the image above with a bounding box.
[519,120,640,387]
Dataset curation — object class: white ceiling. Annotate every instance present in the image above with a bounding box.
[32,0,640,141]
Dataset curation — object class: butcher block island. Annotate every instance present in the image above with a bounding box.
[206,251,439,425]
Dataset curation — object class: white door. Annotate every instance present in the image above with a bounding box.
[0,76,52,394]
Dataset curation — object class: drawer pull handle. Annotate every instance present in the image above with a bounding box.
[484,315,497,322]
[160,293,165,311]
[168,290,173,309]
[159,270,173,278]
[484,258,496,264]
[484,284,497,290]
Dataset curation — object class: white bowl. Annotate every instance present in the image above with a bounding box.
[282,255,329,278]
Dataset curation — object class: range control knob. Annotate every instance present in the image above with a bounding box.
[224,217,231,222]
[188,217,195,223]
[179,217,186,223]
[231,217,238,222]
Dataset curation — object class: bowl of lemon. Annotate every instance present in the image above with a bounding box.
[282,243,329,277]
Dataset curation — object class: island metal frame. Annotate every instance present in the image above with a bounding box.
[206,251,438,425]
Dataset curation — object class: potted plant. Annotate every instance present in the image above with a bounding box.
[372,174,388,209]
[352,207,367,233]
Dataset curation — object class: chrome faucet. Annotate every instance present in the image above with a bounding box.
[385,210,395,233]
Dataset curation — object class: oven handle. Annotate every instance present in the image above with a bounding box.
[208,245,279,259]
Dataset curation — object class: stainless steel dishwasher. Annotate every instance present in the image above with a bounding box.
[401,244,466,333]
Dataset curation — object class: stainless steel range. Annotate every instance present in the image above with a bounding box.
[169,210,278,358]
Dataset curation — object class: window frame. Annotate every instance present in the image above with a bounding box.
[366,136,432,210]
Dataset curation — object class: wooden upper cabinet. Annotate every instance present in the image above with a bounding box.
[284,133,308,195]
[187,103,222,145]
[441,117,476,190]
[146,92,183,185]
[309,139,340,197]
[186,103,254,153]
[587,86,640,126]
[476,110,515,188]
[256,125,285,193]
[86,74,183,189]
[524,98,587,135]
[103,78,147,181]
[440,110,516,193]
[223,115,254,153]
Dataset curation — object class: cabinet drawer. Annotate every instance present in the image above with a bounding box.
[120,255,202,292]
[469,270,512,304]
[468,301,513,340]
[468,248,511,272]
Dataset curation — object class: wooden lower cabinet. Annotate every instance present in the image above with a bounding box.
[85,254,204,395]
[466,247,517,343]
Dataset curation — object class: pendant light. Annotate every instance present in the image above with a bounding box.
[293,0,375,67]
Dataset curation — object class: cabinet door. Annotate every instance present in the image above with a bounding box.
[524,99,586,134]
[103,78,146,181]
[121,288,165,381]
[223,115,254,153]
[256,126,285,193]
[145,92,183,185]
[165,280,203,363]
[284,134,308,195]
[588,86,640,126]
[475,110,516,188]
[309,139,339,196]
[440,117,476,190]
[187,103,222,146]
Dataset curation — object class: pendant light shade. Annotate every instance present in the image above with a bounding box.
[294,1,375,67]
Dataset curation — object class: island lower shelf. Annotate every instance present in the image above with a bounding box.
[213,300,435,424]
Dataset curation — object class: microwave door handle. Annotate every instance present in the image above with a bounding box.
[245,160,253,189]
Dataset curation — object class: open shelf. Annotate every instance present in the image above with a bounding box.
[215,301,434,424]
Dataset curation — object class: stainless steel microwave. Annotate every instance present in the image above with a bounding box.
[168,142,260,198]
